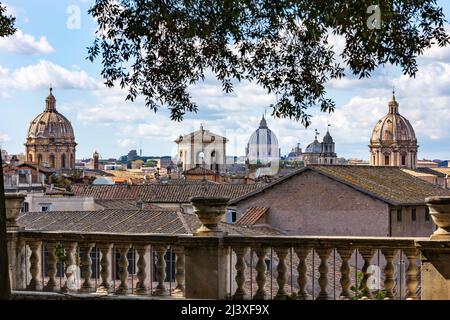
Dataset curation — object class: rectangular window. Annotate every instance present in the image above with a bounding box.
[21,202,29,213]
[385,155,390,165]
[402,155,406,166]
[40,204,51,212]
[425,207,430,221]
[411,208,416,221]
[397,209,402,222]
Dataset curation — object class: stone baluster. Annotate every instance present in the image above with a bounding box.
[274,247,289,300]
[80,243,95,292]
[26,241,42,291]
[359,248,375,299]
[295,247,310,300]
[134,244,149,295]
[43,242,57,292]
[61,242,77,293]
[381,248,398,299]
[316,248,331,300]
[153,245,168,295]
[173,246,185,296]
[253,247,268,300]
[97,243,113,293]
[232,247,249,299]
[337,247,353,299]
[115,244,131,294]
[404,248,419,300]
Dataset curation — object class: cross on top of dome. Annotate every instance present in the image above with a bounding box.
[45,87,56,112]
[389,88,399,114]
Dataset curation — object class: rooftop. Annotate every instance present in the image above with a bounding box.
[71,183,262,203]
[16,209,277,236]
[230,165,450,206]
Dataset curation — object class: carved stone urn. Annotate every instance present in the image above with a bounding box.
[191,197,230,236]
[426,196,450,240]
[5,193,26,229]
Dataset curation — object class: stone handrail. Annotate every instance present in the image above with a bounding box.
[5,195,450,300]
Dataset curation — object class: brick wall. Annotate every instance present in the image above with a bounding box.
[236,170,390,236]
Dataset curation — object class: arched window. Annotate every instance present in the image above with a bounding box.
[37,154,43,165]
[324,159,327,164]
[61,154,66,169]
[28,154,33,163]
[384,155,390,166]
[197,151,205,164]
[49,155,55,168]
[372,155,376,164]
[330,159,333,164]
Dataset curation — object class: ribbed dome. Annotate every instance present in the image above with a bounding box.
[305,138,321,153]
[246,116,279,164]
[370,97,416,144]
[27,89,75,141]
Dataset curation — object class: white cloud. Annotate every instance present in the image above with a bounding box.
[0,30,54,55]
[0,133,11,143]
[0,60,100,92]
[117,138,136,148]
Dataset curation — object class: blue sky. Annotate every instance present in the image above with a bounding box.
[1,0,450,161]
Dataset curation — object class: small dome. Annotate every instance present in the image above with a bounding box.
[370,96,416,144]
[305,138,321,153]
[27,89,75,141]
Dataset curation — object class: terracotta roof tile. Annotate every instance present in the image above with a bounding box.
[235,207,269,225]
[16,210,278,235]
[183,167,217,175]
[94,199,164,211]
[230,165,450,206]
[71,183,261,203]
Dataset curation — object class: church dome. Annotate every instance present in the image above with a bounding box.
[305,138,321,153]
[370,95,416,144]
[246,116,280,164]
[27,88,75,141]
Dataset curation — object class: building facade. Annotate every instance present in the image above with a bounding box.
[25,88,77,170]
[369,93,418,169]
[230,165,449,237]
[175,125,227,173]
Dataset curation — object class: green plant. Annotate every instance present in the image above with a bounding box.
[350,271,364,300]
[351,271,388,300]
[286,292,298,300]
[55,244,67,264]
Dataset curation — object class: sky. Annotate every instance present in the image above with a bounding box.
[2,1,450,161]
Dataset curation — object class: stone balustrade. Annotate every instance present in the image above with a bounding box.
[11,231,186,298]
[5,195,450,300]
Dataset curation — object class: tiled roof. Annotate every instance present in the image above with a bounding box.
[415,167,447,177]
[70,183,261,203]
[16,210,278,235]
[183,167,217,175]
[428,167,450,176]
[17,210,187,234]
[94,199,164,211]
[235,207,269,225]
[230,165,450,206]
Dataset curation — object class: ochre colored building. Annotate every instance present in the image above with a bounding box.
[25,88,77,170]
